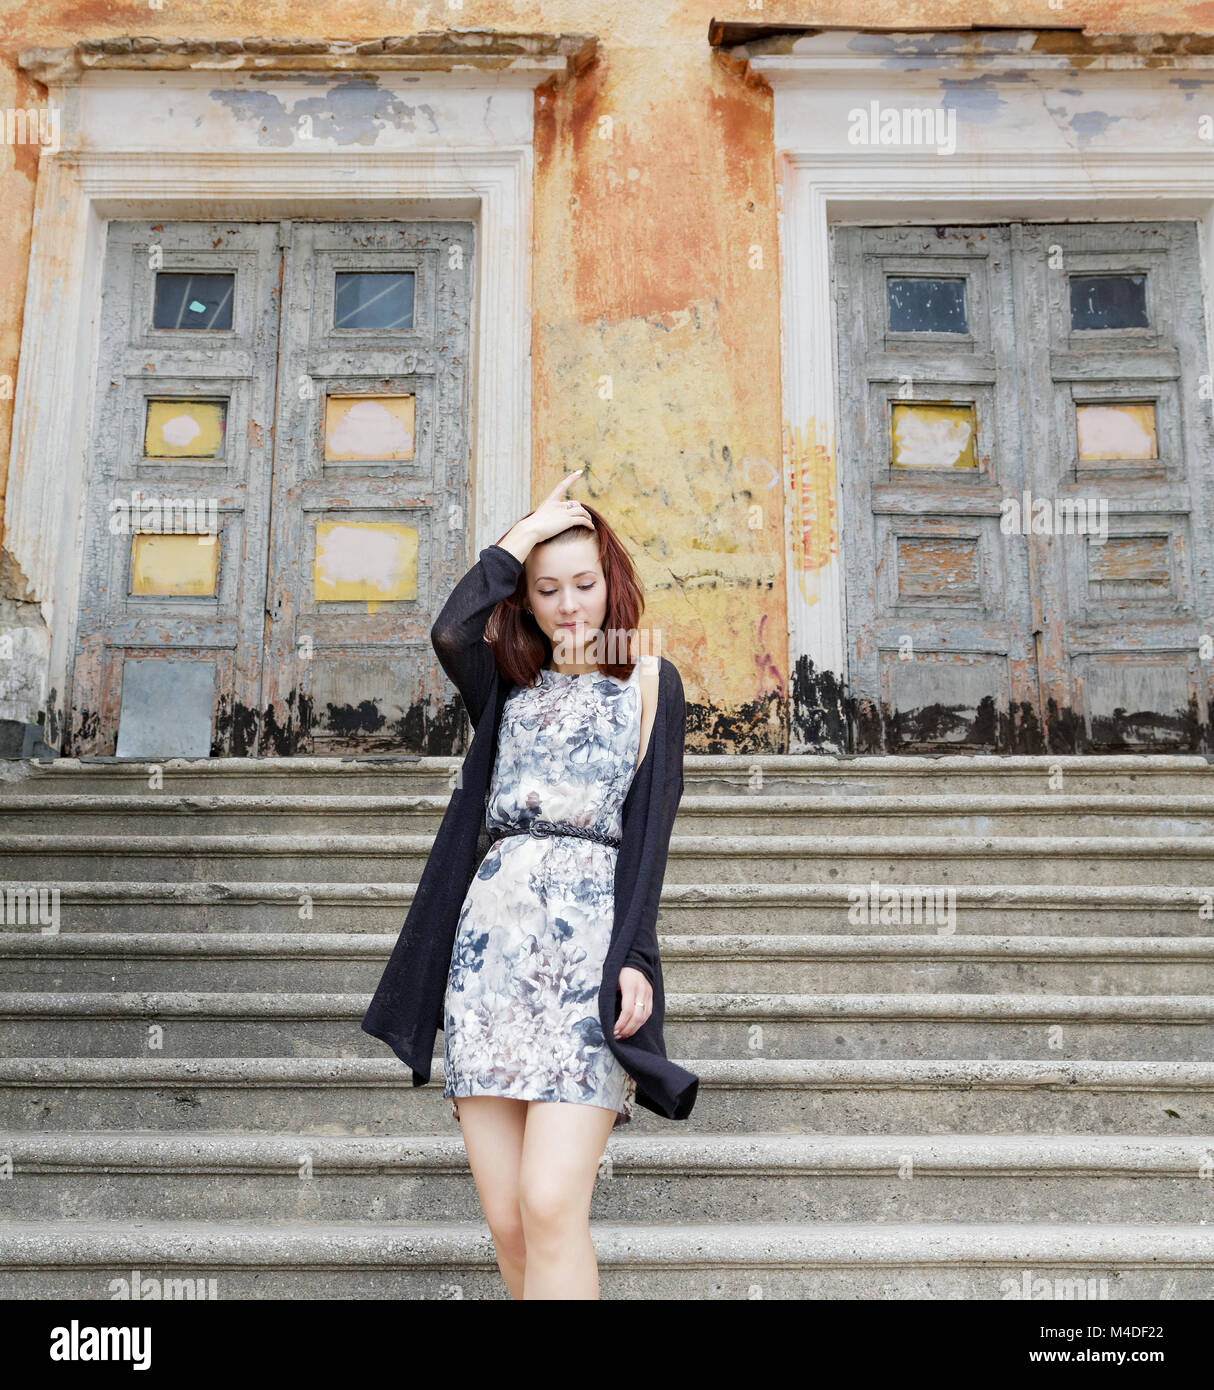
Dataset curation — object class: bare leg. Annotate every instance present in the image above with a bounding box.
[453,1096,529,1298]
[519,1100,618,1300]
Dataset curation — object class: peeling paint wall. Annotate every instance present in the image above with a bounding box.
[3,10,1214,756]
[531,30,784,750]
[0,8,790,754]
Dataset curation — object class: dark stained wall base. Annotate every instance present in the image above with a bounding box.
[54,675,1213,758]
[685,676,788,755]
[790,655,850,754]
[852,693,1207,755]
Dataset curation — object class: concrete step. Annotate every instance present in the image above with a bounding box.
[0,881,1207,936]
[1,1218,1210,1298]
[7,792,1214,837]
[6,932,1214,996]
[2,990,1210,1060]
[4,1056,1210,1134]
[3,1131,1212,1224]
[0,832,1209,885]
[3,753,1211,1301]
[7,752,1214,797]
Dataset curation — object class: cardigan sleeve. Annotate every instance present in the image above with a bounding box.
[620,661,686,985]
[431,544,525,726]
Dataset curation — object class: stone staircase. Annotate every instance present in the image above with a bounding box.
[1,753,1212,1298]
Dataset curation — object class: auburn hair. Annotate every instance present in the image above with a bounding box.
[487,502,646,688]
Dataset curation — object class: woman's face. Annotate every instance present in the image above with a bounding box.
[525,535,609,662]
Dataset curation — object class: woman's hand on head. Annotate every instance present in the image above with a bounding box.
[614,966,652,1039]
[527,470,594,544]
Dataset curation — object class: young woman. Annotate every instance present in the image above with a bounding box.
[364,469,696,1299]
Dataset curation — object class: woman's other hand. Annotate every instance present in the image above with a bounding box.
[614,966,653,1039]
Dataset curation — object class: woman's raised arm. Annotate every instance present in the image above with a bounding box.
[430,544,525,725]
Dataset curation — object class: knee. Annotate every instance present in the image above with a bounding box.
[518,1178,580,1245]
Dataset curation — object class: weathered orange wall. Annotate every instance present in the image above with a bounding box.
[1,4,1209,748]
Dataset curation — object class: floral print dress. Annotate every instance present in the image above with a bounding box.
[442,661,642,1128]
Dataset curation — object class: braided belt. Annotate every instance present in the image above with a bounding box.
[488,819,621,850]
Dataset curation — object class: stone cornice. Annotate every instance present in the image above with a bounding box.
[709,24,1214,74]
[19,30,598,86]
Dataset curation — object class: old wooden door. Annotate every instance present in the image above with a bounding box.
[68,218,475,758]
[70,222,280,759]
[833,224,1039,752]
[1016,221,1214,752]
[833,219,1214,753]
[258,220,474,756]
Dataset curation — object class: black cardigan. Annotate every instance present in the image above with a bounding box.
[361,542,700,1120]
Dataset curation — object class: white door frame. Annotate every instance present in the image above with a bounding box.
[746,31,1214,751]
[6,58,556,748]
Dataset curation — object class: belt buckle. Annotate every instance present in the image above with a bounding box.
[529,819,551,838]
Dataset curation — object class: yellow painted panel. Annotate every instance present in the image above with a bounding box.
[144,399,227,458]
[314,521,418,610]
[891,402,977,470]
[130,532,219,596]
[1076,402,1158,460]
[325,394,416,461]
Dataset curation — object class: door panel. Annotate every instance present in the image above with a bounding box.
[258,220,475,755]
[833,224,1040,752]
[1017,221,1214,751]
[70,221,281,757]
